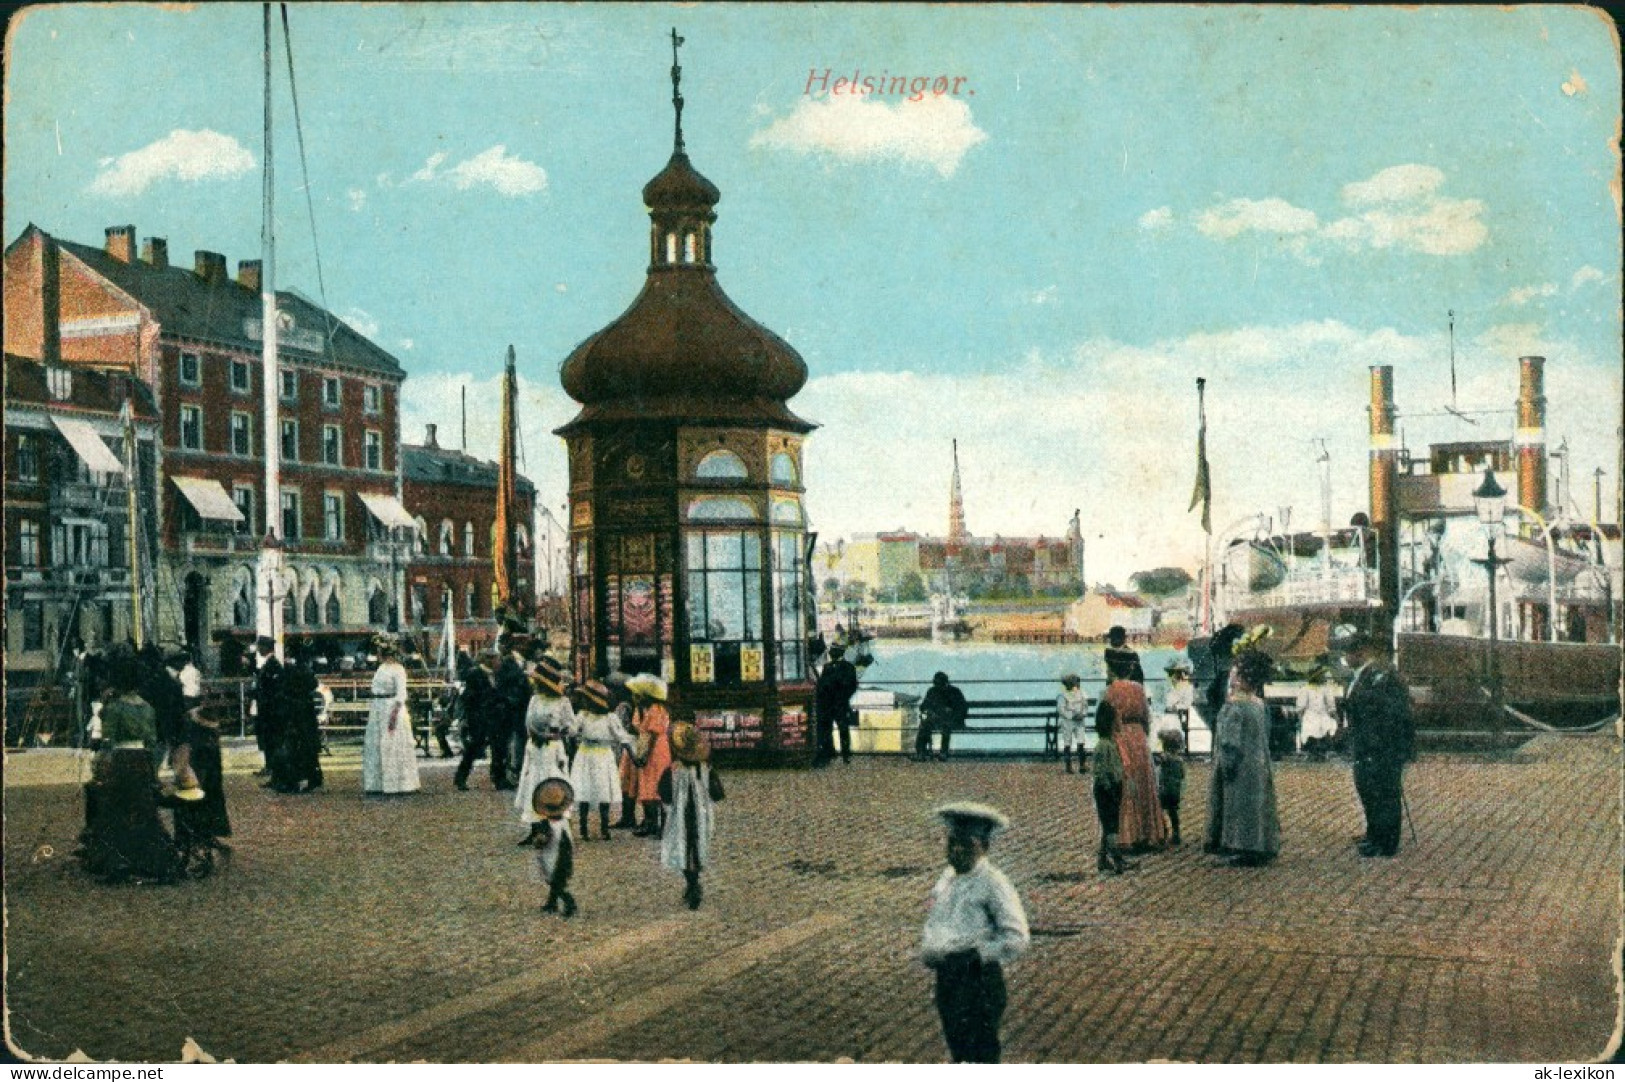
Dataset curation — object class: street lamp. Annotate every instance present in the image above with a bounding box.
[1469,467,1511,742]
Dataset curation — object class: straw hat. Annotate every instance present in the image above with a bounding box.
[669,722,710,765]
[579,680,612,711]
[1164,658,1193,675]
[933,801,1010,840]
[529,668,568,696]
[625,673,668,702]
[531,777,575,819]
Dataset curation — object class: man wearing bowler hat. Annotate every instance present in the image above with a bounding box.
[1331,624,1415,857]
[813,643,860,766]
[920,802,1030,1063]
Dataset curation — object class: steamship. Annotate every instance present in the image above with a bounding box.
[1192,356,1621,734]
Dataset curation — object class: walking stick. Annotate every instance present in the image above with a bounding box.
[1401,789,1417,844]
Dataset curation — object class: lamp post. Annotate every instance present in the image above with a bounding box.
[1469,468,1511,744]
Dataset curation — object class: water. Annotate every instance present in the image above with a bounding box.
[851,640,1207,754]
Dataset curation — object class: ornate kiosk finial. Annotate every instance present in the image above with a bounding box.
[670,28,686,153]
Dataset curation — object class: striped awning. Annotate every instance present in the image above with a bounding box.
[358,492,417,531]
[171,476,245,523]
[51,417,123,474]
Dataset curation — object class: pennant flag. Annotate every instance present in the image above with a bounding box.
[1189,378,1211,534]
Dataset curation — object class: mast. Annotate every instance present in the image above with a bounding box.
[255,1,285,655]
[494,346,518,612]
[1191,377,1213,634]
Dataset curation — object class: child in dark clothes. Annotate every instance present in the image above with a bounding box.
[1091,700,1133,875]
[1156,727,1186,846]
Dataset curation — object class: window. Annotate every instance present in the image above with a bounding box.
[364,430,382,471]
[180,405,203,451]
[323,492,344,542]
[179,352,201,387]
[280,368,298,401]
[281,419,299,462]
[439,520,454,557]
[323,425,342,466]
[326,589,342,626]
[16,434,39,482]
[363,384,381,414]
[230,359,252,393]
[18,519,40,565]
[463,521,475,558]
[232,486,256,536]
[283,589,296,631]
[414,518,427,556]
[323,376,341,409]
[411,584,427,625]
[696,449,748,480]
[771,497,804,525]
[685,530,763,686]
[233,584,253,628]
[687,496,757,522]
[281,490,302,541]
[303,589,319,626]
[464,581,476,619]
[773,531,806,681]
[684,232,697,262]
[23,602,44,651]
[47,366,73,400]
[368,585,388,625]
[770,452,797,485]
[516,525,529,557]
[441,583,454,619]
[666,232,678,264]
[230,411,252,456]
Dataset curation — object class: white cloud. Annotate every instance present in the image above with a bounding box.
[1340,164,1445,207]
[1194,198,1318,240]
[342,307,380,340]
[1028,285,1058,305]
[347,188,368,211]
[87,129,253,197]
[406,146,546,196]
[1501,282,1559,306]
[1138,206,1174,230]
[398,338,415,352]
[1571,265,1606,289]
[1321,197,1487,256]
[750,95,987,178]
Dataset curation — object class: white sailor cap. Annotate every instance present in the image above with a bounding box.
[933,802,1010,840]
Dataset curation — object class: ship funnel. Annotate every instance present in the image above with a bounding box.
[1516,356,1547,515]
[1368,365,1399,627]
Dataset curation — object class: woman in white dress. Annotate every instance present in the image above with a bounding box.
[515,670,574,845]
[1160,660,1198,751]
[363,640,421,795]
[569,680,634,841]
[1294,666,1340,758]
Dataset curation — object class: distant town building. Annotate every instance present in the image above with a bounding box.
[1064,589,1155,641]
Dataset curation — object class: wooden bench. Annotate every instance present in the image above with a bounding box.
[944,698,1060,757]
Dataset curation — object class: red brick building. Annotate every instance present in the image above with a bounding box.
[4,224,413,671]
[400,425,536,648]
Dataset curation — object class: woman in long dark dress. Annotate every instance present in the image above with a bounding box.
[170,705,233,877]
[1205,649,1282,867]
[81,649,183,884]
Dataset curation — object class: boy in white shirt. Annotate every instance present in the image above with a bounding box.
[920,802,1031,1063]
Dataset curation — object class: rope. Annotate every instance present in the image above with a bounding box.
[280,4,339,367]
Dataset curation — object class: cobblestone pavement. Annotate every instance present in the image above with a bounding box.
[4,734,1620,1064]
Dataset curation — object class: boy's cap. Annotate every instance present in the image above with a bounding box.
[934,801,1009,840]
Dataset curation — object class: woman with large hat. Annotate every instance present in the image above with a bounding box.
[1099,647,1169,854]
[1205,647,1282,866]
[362,636,421,795]
[514,668,575,845]
[658,722,723,909]
[625,674,673,838]
[569,681,633,841]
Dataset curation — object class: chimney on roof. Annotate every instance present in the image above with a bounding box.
[194,250,228,285]
[140,237,168,270]
[105,225,135,263]
[237,259,262,293]
[425,423,439,449]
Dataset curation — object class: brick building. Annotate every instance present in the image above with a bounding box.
[400,424,536,647]
[4,224,413,672]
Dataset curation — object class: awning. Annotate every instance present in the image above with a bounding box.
[171,476,245,523]
[358,492,418,532]
[51,417,123,474]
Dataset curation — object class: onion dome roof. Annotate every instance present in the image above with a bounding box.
[642,151,720,210]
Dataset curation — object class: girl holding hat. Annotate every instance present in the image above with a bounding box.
[569,681,633,841]
[362,637,421,796]
[626,674,673,838]
[657,722,723,909]
[515,669,575,846]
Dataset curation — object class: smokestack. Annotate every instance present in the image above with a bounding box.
[1368,365,1400,629]
[1516,355,1548,515]
[237,259,262,293]
[425,423,439,449]
[140,237,169,270]
[194,250,228,285]
[104,225,135,263]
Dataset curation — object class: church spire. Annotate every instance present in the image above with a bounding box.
[948,439,968,545]
[670,27,686,154]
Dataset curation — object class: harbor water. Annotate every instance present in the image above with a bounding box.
[851,640,1211,755]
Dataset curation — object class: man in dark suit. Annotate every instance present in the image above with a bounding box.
[1332,625,1415,857]
[454,649,505,791]
[814,644,861,766]
[252,636,286,783]
[494,637,530,789]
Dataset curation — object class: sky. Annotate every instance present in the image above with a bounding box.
[5,4,1620,587]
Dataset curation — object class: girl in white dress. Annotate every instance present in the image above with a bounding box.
[1294,666,1340,757]
[569,681,634,841]
[515,670,574,845]
[1160,659,1199,753]
[363,640,421,795]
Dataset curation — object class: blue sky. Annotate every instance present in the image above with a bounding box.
[6,4,1619,584]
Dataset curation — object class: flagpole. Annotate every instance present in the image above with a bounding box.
[1195,377,1213,634]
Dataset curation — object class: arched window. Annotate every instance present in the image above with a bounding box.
[441,583,454,619]
[684,232,697,262]
[414,518,427,556]
[687,496,758,522]
[770,452,797,485]
[283,590,297,630]
[463,521,475,558]
[695,450,749,480]
[368,584,388,625]
[439,520,454,557]
[666,232,678,264]
[515,525,529,557]
[771,497,804,525]
[464,581,476,619]
[303,588,320,626]
[232,584,253,628]
[326,588,342,626]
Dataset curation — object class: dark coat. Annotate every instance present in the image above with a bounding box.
[254,655,287,742]
[1344,661,1414,765]
[461,667,500,739]
[815,658,860,725]
[495,656,529,731]
[921,683,969,730]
